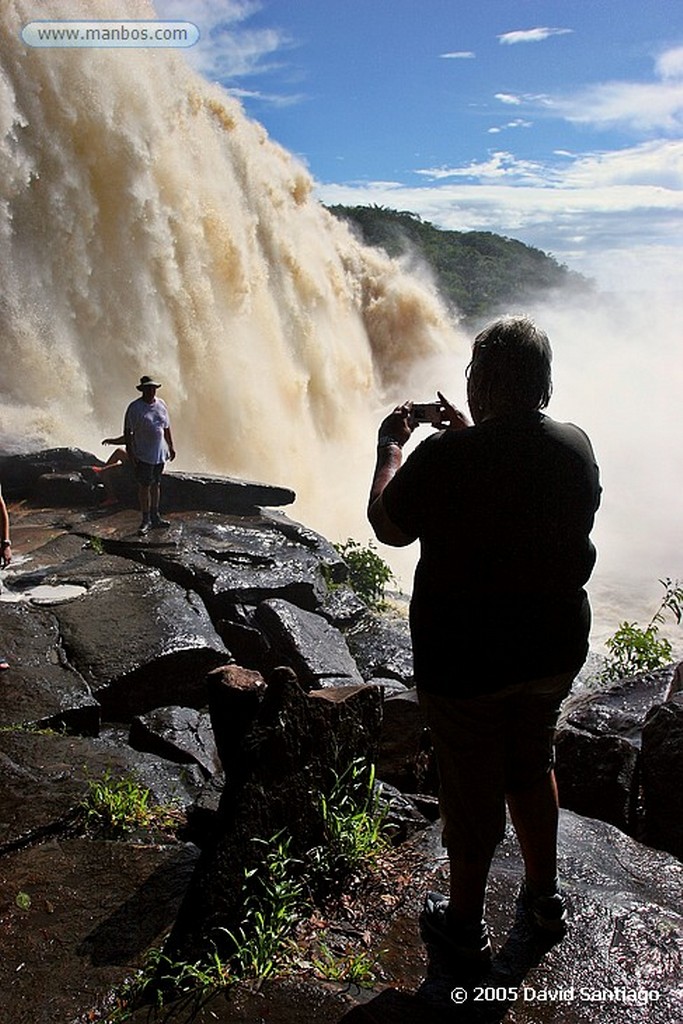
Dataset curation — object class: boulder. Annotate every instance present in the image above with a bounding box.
[317,586,368,629]
[0,602,99,734]
[158,471,296,512]
[641,694,683,859]
[52,565,230,721]
[378,689,435,794]
[344,611,413,684]
[555,666,677,834]
[129,706,222,778]
[0,447,101,498]
[256,598,365,689]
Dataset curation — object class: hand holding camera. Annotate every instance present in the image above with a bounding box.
[409,392,471,431]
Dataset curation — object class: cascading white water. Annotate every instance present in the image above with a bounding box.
[0,0,465,537]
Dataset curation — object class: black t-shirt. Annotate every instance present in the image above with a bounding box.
[382,411,601,696]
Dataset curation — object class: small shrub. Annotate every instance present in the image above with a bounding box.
[599,577,683,682]
[334,539,394,609]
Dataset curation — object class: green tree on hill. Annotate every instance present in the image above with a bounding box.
[327,204,593,321]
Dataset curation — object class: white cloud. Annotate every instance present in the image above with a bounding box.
[495,93,521,105]
[440,51,475,60]
[314,139,683,290]
[487,119,532,134]
[530,45,683,133]
[498,27,573,45]
[656,45,683,80]
[550,80,683,132]
[153,0,296,88]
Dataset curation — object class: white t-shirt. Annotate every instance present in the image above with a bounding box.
[124,397,171,464]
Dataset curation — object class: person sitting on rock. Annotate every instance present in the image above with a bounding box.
[88,435,130,507]
[0,482,11,670]
[367,316,601,969]
[123,375,176,536]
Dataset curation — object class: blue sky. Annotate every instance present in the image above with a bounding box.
[155,0,683,290]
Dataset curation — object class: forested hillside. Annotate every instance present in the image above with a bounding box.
[328,205,593,321]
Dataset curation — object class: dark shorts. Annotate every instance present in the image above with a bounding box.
[418,672,575,860]
[133,461,164,486]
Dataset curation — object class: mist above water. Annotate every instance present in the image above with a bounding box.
[1,1,681,654]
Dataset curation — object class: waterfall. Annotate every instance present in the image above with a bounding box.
[0,0,464,535]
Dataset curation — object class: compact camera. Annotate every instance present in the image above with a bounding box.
[410,402,442,427]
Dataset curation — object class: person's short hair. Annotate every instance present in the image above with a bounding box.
[467,316,552,420]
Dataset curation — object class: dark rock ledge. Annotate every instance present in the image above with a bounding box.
[0,448,680,1024]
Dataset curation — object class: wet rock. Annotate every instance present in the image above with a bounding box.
[367,676,410,696]
[214,605,270,668]
[129,706,221,778]
[555,666,677,834]
[159,470,296,512]
[338,809,683,1024]
[642,694,683,859]
[0,836,198,1024]
[378,689,435,794]
[256,598,365,689]
[33,471,94,506]
[377,781,431,843]
[167,667,382,960]
[0,729,205,854]
[317,586,368,629]
[345,611,413,684]
[83,510,342,616]
[0,447,101,498]
[0,602,99,734]
[52,566,230,721]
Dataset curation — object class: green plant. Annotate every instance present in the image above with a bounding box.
[222,831,308,979]
[86,536,105,555]
[81,770,182,838]
[312,939,380,986]
[599,577,683,682]
[334,539,394,609]
[310,759,388,888]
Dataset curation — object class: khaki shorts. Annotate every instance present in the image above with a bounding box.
[418,672,575,860]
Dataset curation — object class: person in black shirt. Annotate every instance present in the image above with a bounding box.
[368,316,600,967]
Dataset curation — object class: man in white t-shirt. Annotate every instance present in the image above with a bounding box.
[124,375,176,536]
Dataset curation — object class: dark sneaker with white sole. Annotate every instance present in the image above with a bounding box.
[521,884,568,936]
[150,515,170,529]
[419,891,492,966]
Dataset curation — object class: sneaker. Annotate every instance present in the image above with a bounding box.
[138,519,151,537]
[521,883,567,935]
[150,515,170,529]
[419,892,491,965]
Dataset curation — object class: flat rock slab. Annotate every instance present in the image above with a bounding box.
[0,602,98,733]
[0,837,198,1024]
[0,730,205,853]
[81,510,344,615]
[159,471,296,512]
[52,565,229,720]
